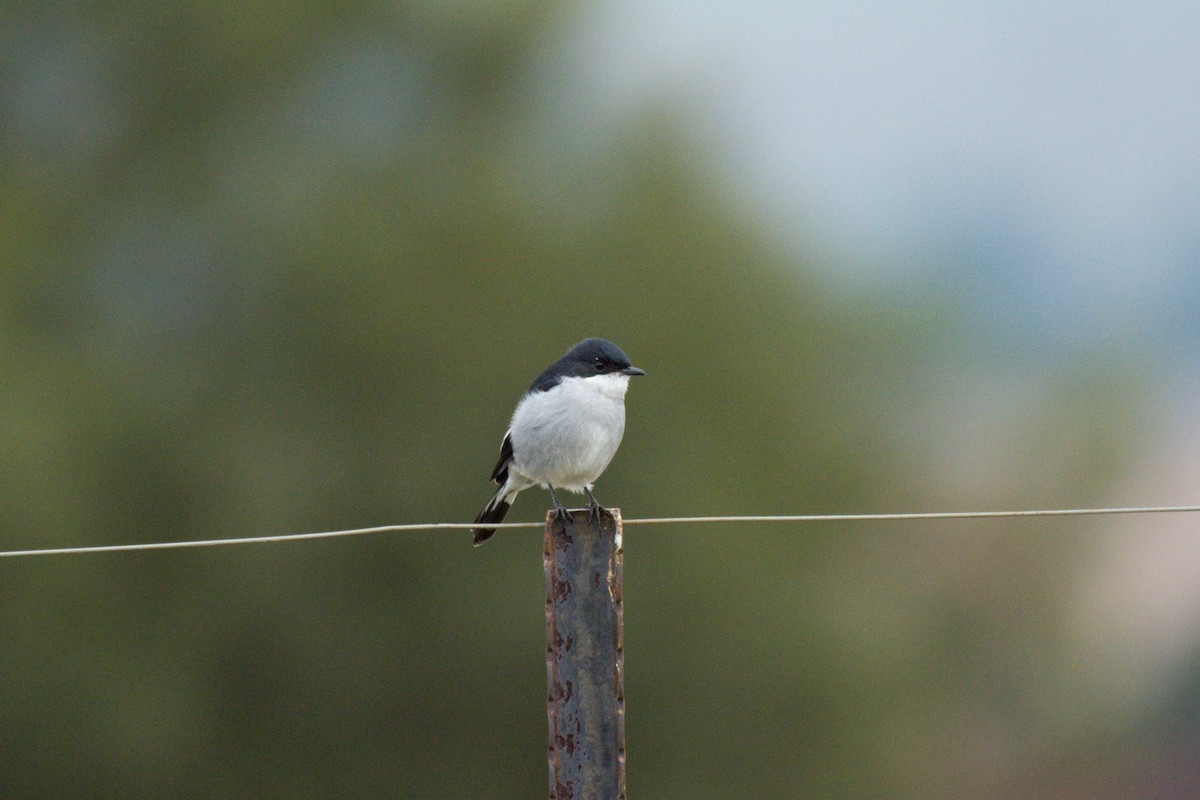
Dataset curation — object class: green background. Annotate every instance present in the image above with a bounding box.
[1,2,1187,798]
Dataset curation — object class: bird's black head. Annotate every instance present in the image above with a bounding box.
[530,338,645,392]
[566,338,645,377]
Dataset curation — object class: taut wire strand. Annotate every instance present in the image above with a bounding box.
[2,506,1199,558]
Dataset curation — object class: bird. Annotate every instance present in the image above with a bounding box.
[472,338,645,545]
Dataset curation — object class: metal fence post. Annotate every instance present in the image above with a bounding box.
[544,508,626,800]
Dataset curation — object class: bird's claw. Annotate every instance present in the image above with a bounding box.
[548,488,573,526]
[584,489,606,525]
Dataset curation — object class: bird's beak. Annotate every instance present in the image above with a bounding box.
[621,366,646,377]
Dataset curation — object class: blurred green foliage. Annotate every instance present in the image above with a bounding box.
[0,2,1161,798]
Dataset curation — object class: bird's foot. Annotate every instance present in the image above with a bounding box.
[584,488,607,525]
[548,487,573,526]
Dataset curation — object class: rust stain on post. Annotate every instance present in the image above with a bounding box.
[545,508,626,800]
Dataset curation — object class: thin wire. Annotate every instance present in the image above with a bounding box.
[1,505,1198,559]
[624,506,1200,524]
[0,521,541,559]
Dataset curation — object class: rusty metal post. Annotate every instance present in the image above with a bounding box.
[545,508,626,800]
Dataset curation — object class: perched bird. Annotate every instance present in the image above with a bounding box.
[472,338,645,545]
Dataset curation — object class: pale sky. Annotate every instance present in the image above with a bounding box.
[542,2,1200,347]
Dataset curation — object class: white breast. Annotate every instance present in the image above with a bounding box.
[507,373,630,491]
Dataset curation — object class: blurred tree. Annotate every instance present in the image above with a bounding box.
[0,2,1152,799]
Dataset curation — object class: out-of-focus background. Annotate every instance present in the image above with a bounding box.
[3,2,1200,797]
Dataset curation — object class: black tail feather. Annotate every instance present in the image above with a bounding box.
[472,497,512,546]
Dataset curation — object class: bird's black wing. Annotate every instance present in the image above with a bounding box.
[488,432,514,485]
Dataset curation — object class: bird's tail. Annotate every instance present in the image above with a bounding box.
[473,487,517,546]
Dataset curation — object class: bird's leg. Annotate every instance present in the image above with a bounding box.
[583,487,606,524]
[548,486,573,525]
